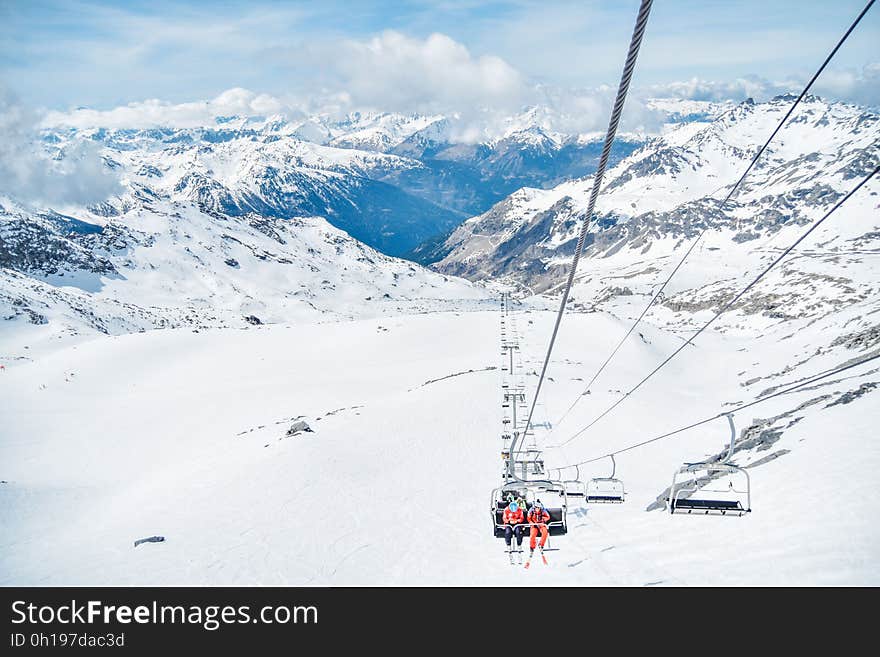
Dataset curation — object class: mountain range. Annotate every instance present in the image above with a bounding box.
[433,95,879,330]
[2,94,876,362]
[41,107,650,258]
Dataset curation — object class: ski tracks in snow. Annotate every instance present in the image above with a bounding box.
[563,505,685,586]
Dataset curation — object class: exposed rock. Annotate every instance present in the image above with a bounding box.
[286,420,313,437]
[831,324,880,350]
[825,382,878,408]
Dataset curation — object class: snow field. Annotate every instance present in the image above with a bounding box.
[2,305,877,585]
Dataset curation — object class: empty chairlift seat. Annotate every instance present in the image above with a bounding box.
[670,496,745,514]
[586,455,625,503]
[586,478,626,503]
[563,479,586,498]
[506,448,546,482]
[553,465,586,497]
[668,414,751,516]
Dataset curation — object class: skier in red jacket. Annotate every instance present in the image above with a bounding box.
[527,500,550,556]
[502,501,525,550]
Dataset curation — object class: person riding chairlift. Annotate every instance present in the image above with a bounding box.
[527,499,550,556]
[502,500,525,550]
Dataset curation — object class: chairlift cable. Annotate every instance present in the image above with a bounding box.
[509,0,654,481]
[551,0,877,432]
[553,163,878,448]
[550,348,880,473]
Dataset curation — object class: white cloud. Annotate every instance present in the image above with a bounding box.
[40,32,535,141]
[643,63,880,107]
[33,26,880,146]
[646,77,789,103]
[533,84,667,136]
[40,30,653,141]
[42,88,291,130]
[297,31,530,118]
[812,62,880,107]
[0,88,122,206]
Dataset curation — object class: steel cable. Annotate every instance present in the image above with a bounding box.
[509,0,654,480]
[551,0,878,432]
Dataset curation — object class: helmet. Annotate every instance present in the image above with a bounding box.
[509,502,518,512]
[533,499,543,508]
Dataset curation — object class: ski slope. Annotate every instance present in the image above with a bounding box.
[1,304,877,585]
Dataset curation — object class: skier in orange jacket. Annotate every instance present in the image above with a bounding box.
[502,501,525,549]
[527,500,550,555]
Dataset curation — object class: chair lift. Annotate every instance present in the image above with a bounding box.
[528,449,545,477]
[562,465,586,498]
[506,448,545,481]
[586,454,626,503]
[668,414,751,516]
[490,481,569,538]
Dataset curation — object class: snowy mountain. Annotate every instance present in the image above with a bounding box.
[40,106,653,257]
[0,190,490,363]
[1,100,647,361]
[325,111,446,152]
[44,121,465,258]
[386,124,643,233]
[434,95,879,303]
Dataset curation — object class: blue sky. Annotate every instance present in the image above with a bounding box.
[1,0,878,111]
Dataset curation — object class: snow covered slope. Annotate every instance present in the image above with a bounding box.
[1,304,877,585]
[0,195,488,363]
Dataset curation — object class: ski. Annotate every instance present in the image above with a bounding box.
[508,545,524,565]
[524,547,547,569]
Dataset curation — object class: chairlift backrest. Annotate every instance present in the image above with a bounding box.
[668,414,751,516]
